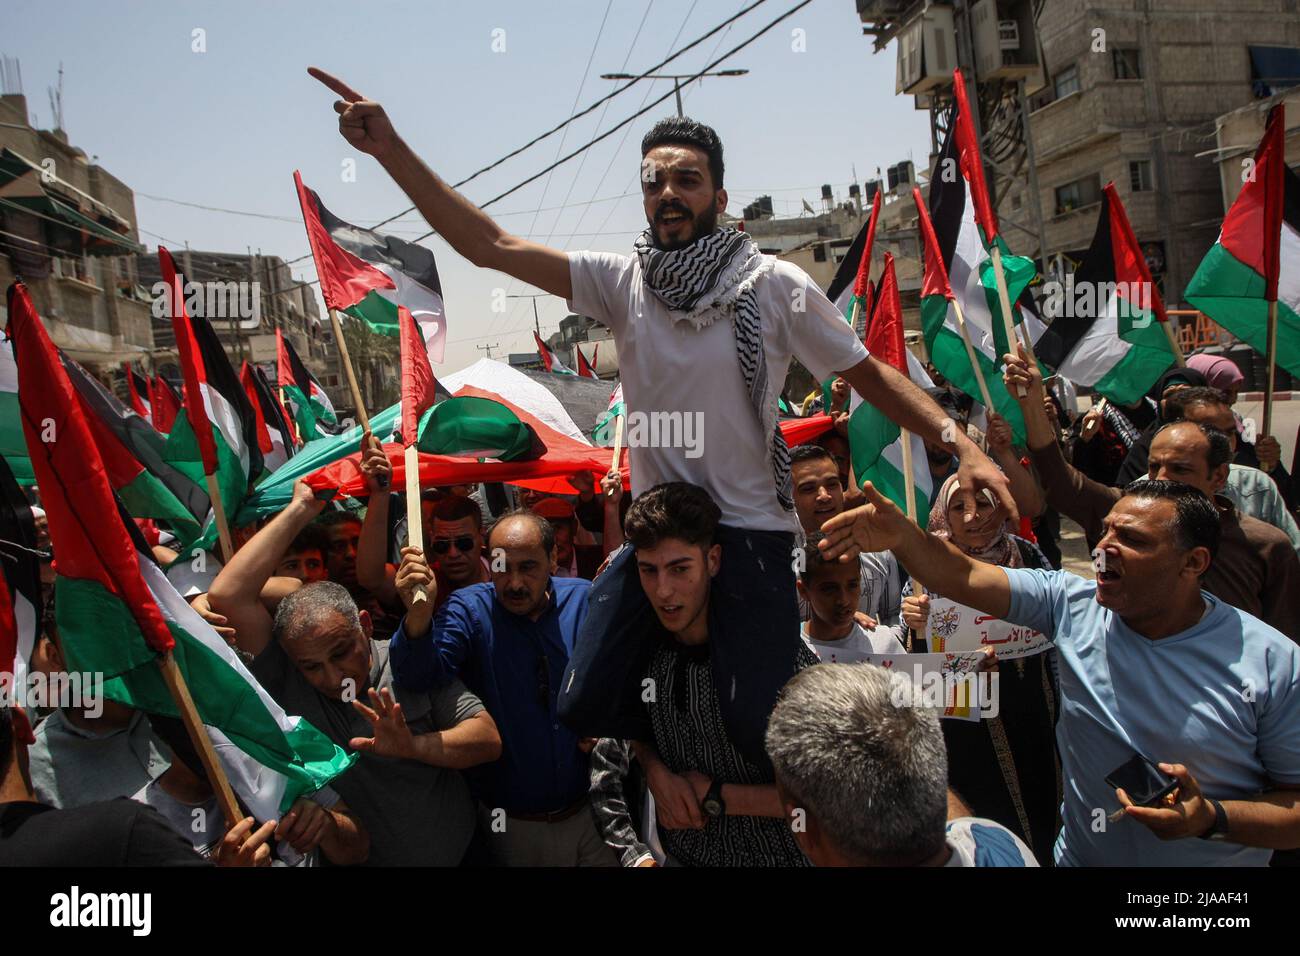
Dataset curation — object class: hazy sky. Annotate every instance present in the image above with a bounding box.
[6,0,930,372]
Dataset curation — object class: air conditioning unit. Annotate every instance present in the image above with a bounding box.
[971,0,1040,83]
[895,5,958,96]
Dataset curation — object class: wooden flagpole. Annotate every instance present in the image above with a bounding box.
[608,414,626,496]
[899,430,924,652]
[1264,299,1279,437]
[404,443,428,604]
[948,297,996,414]
[328,307,371,436]
[156,650,243,829]
[204,473,234,563]
[1160,317,1188,368]
[990,245,1033,398]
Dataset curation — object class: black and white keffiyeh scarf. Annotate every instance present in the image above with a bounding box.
[633,227,791,511]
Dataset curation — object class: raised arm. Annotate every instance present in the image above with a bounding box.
[985,412,1045,519]
[838,355,1017,525]
[355,434,399,606]
[310,67,571,299]
[1003,347,1120,543]
[819,482,1012,621]
[207,480,321,656]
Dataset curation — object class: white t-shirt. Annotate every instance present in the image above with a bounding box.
[568,250,869,532]
[800,621,906,662]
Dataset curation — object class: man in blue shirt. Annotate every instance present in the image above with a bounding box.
[820,478,1300,866]
[390,509,616,866]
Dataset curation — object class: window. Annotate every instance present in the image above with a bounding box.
[1055,174,1103,215]
[1113,48,1143,80]
[1053,64,1080,99]
[1129,160,1153,192]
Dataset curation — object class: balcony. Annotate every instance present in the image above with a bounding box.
[1031,85,1152,168]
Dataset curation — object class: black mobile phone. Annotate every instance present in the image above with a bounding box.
[1104,752,1180,807]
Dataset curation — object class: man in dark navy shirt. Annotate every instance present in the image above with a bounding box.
[391,509,615,866]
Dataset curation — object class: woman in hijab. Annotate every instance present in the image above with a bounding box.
[1112,366,1208,486]
[901,473,1061,863]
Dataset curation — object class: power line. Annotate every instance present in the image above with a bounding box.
[364,0,770,234]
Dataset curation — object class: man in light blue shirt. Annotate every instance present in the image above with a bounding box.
[820,477,1300,867]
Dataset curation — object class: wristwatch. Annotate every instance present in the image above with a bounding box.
[701,778,726,819]
[1197,798,1229,841]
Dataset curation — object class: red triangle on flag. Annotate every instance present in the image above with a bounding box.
[864,254,909,375]
[5,281,174,653]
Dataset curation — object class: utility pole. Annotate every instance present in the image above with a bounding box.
[477,342,500,359]
[507,293,548,336]
[600,69,749,118]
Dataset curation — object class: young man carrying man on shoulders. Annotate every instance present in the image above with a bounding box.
[309,67,1014,764]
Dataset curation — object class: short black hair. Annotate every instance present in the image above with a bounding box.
[488,509,555,555]
[1152,420,1233,472]
[1120,478,1221,562]
[315,509,363,531]
[1165,385,1231,420]
[624,482,721,551]
[790,444,836,468]
[431,495,484,530]
[641,116,725,190]
[287,522,329,558]
[797,544,858,586]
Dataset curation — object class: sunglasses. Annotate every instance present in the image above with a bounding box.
[431,535,476,555]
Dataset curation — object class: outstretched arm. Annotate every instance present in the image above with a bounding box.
[207,481,321,656]
[838,355,1017,525]
[310,67,571,299]
[819,482,1012,620]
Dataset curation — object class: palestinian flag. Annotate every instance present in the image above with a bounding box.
[124,365,153,425]
[277,330,338,440]
[0,453,41,699]
[594,381,624,447]
[1035,183,1175,404]
[294,170,447,364]
[534,331,574,375]
[401,304,438,447]
[1186,104,1300,379]
[150,375,182,435]
[847,254,933,519]
[159,247,262,530]
[8,278,353,820]
[827,187,882,334]
[923,74,1045,445]
[0,339,32,485]
[240,362,295,476]
[575,343,599,379]
[61,350,208,544]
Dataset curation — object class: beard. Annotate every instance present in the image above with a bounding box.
[649,200,719,251]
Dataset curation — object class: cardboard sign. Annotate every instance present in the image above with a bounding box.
[926,596,1050,660]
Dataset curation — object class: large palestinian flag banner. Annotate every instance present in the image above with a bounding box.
[7,278,353,821]
[294,170,447,364]
[1035,183,1176,404]
[1185,104,1300,379]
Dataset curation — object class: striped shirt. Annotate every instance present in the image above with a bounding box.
[645,635,817,867]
